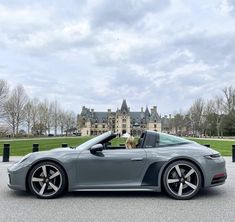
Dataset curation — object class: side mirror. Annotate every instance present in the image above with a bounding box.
[90,144,103,154]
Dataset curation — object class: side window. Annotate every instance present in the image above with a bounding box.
[159,134,174,146]
[158,133,190,146]
[143,134,157,148]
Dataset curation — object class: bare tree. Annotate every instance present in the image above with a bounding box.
[64,111,76,136]
[222,86,235,135]
[203,99,216,137]
[0,123,10,135]
[30,98,39,135]
[51,100,60,136]
[172,112,185,136]
[24,100,33,137]
[4,85,28,137]
[58,109,66,136]
[214,96,224,137]
[188,98,205,136]
[222,86,235,115]
[37,100,50,135]
[0,79,9,116]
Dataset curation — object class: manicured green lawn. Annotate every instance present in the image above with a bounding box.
[188,138,234,156]
[0,136,233,156]
[0,137,128,156]
[0,137,92,156]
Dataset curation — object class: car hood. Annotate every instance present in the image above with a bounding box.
[16,147,79,166]
[207,147,221,155]
[32,147,77,157]
[50,147,74,152]
[21,147,77,161]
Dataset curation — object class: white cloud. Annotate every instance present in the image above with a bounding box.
[218,0,234,15]
[0,0,234,114]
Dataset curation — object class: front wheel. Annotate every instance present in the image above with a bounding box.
[162,160,202,200]
[28,161,67,199]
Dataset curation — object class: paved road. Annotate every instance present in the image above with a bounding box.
[0,157,234,222]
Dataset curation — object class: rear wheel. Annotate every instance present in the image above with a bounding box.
[28,161,66,199]
[163,160,202,200]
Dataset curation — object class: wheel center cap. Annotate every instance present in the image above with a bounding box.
[181,178,185,183]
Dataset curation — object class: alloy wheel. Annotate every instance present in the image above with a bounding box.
[163,161,201,199]
[30,164,63,197]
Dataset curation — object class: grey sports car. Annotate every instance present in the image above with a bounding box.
[8,131,227,200]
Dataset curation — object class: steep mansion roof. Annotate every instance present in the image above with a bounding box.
[79,100,161,124]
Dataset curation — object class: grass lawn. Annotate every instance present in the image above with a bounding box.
[188,138,234,156]
[0,137,128,156]
[0,136,233,156]
[0,137,92,156]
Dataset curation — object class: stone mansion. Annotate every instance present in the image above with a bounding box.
[77,100,162,136]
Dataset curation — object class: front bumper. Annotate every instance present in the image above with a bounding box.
[211,172,227,185]
[203,156,227,188]
[7,163,30,191]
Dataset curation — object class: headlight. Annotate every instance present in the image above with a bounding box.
[204,153,221,160]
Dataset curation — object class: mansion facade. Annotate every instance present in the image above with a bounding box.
[77,100,162,136]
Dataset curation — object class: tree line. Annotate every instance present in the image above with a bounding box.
[0,79,77,137]
[165,86,235,137]
[1,78,234,138]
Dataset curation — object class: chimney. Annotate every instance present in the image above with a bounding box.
[108,109,111,113]
[91,109,94,118]
[141,107,143,112]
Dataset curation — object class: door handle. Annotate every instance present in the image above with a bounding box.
[131,158,143,161]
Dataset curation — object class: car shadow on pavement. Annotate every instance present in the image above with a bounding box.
[65,191,165,199]
[7,190,33,198]
[64,185,227,200]
[196,187,226,200]
[7,187,225,200]
[64,187,224,200]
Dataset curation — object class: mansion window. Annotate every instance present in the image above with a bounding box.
[122,124,126,128]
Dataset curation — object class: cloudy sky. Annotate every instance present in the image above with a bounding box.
[0,0,234,115]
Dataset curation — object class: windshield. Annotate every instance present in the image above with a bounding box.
[158,133,192,147]
[76,131,113,150]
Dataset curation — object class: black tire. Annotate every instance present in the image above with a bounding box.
[28,161,67,199]
[162,160,202,200]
